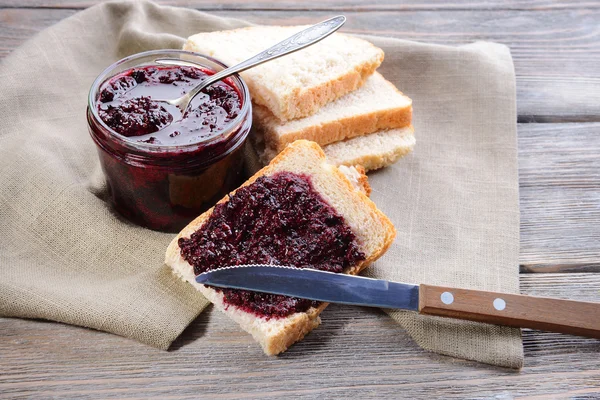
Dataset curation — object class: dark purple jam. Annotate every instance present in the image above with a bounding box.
[178,172,366,319]
[97,65,241,145]
[88,62,250,232]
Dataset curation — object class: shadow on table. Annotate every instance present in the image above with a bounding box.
[169,304,213,351]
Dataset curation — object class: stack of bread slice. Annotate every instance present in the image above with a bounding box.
[184,25,414,172]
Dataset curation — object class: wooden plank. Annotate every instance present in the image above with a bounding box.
[1,8,599,122]
[0,273,598,398]
[519,123,600,272]
[0,0,598,11]
[0,8,76,59]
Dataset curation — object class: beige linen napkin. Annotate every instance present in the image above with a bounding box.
[0,0,522,367]
[364,38,523,368]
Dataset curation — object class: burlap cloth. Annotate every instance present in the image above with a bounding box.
[0,0,523,368]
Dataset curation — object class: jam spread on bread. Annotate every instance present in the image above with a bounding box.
[178,172,366,319]
[97,65,241,144]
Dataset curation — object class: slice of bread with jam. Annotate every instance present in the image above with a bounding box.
[165,140,395,355]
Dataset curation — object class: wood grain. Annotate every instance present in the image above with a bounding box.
[519,122,600,272]
[0,0,598,11]
[419,283,600,338]
[1,8,599,122]
[0,8,76,58]
[0,273,598,399]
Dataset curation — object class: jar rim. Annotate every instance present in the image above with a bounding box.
[87,49,252,153]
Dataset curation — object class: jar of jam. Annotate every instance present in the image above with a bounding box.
[87,50,252,232]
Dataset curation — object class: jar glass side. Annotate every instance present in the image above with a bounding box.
[87,50,252,232]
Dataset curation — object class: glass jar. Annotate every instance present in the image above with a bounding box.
[87,50,252,232]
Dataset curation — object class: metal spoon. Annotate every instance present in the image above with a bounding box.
[155,15,346,114]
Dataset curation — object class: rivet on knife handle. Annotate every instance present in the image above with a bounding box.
[418,284,600,338]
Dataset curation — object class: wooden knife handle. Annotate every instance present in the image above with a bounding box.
[418,284,600,339]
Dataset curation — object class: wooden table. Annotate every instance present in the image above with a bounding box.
[1,1,599,398]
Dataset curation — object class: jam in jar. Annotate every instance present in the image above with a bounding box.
[87,50,252,232]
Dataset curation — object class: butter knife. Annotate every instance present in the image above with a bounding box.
[197,265,600,339]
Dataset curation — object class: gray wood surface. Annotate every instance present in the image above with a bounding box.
[519,123,600,272]
[1,0,599,398]
[1,7,599,122]
[1,274,599,399]
[1,0,598,9]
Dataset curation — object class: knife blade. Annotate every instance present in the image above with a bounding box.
[196,264,600,339]
[196,264,419,310]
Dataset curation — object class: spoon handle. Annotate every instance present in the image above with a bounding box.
[208,15,346,82]
[181,15,346,110]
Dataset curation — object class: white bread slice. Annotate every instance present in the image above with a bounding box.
[165,140,395,355]
[254,72,412,152]
[323,127,416,171]
[184,26,384,121]
[248,126,416,174]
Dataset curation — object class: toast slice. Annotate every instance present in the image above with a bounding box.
[165,140,395,355]
[254,72,413,153]
[184,26,384,121]
[248,126,416,174]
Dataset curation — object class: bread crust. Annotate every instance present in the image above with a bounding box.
[165,140,395,355]
[255,73,413,152]
[324,126,416,171]
[249,127,416,173]
[274,103,411,151]
[184,28,384,121]
[278,51,384,121]
[353,165,372,197]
